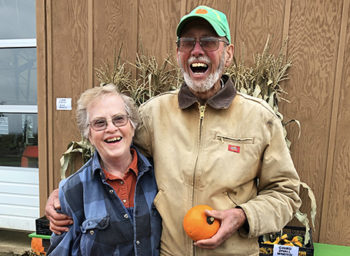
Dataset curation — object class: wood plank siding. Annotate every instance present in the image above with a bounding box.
[36,0,350,245]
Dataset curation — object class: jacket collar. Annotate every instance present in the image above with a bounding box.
[178,75,237,110]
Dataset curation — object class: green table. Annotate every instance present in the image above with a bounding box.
[314,243,350,256]
[29,232,51,240]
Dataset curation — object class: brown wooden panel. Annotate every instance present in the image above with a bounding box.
[280,0,344,242]
[185,0,236,18]
[88,0,94,88]
[321,0,350,245]
[93,0,138,82]
[50,0,89,186]
[46,0,54,193]
[234,0,285,65]
[138,0,181,61]
[185,0,233,12]
[36,0,49,215]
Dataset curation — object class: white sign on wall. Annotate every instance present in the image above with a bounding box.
[56,98,72,110]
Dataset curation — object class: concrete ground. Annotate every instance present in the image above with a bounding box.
[0,229,32,256]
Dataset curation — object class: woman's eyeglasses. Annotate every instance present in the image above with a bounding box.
[89,114,129,131]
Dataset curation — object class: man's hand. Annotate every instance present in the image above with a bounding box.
[45,188,73,234]
[194,207,247,249]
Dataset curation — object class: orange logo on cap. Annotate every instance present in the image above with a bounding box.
[195,9,208,14]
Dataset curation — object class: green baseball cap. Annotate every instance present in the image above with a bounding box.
[176,5,231,44]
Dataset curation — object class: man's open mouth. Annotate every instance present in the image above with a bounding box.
[190,62,208,73]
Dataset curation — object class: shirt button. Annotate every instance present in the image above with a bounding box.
[90,230,94,235]
[123,199,127,203]
[123,214,129,219]
[109,189,114,194]
[120,181,124,185]
[136,240,140,245]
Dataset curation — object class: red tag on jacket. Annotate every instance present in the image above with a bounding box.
[228,144,240,153]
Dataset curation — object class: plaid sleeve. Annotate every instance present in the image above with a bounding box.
[47,178,83,256]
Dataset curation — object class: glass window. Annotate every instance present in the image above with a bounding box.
[0,0,37,168]
[0,48,37,105]
[0,0,36,39]
[0,113,38,167]
[0,0,38,232]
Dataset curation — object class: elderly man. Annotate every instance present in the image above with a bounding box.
[46,5,301,256]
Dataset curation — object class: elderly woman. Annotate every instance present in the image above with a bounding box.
[47,84,161,256]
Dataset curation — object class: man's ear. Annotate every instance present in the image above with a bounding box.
[224,44,234,67]
[176,47,180,63]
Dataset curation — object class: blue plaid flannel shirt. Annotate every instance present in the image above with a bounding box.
[48,146,161,255]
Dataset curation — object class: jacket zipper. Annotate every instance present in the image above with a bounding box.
[199,105,206,137]
[193,104,206,256]
[194,104,206,197]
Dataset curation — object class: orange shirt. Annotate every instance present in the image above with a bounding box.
[103,148,138,208]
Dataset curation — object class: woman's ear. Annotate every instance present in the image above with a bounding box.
[88,132,94,147]
[131,126,135,138]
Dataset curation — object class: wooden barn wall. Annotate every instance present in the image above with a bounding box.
[36,0,350,245]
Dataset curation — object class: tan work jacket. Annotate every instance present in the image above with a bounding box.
[134,76,301,256]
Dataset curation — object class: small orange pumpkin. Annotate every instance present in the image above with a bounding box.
[183,205,220,241]
[31,237,46,255]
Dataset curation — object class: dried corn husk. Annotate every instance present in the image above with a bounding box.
[294,181,317,245]
[226,35,291,125]
[60,139,94,179]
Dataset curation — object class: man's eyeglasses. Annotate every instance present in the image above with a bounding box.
[89,114,129,131]
[177,37,229,52]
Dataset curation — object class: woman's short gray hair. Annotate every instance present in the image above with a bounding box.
[76,84,140,139]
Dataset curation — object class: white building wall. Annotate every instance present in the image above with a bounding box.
[0,166,39,231]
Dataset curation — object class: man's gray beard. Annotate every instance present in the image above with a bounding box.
[180,52,226,93]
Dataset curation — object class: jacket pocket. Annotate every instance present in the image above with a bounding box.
[80,216,110,255]
[224,191,239,207]
[216,134,254,144]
